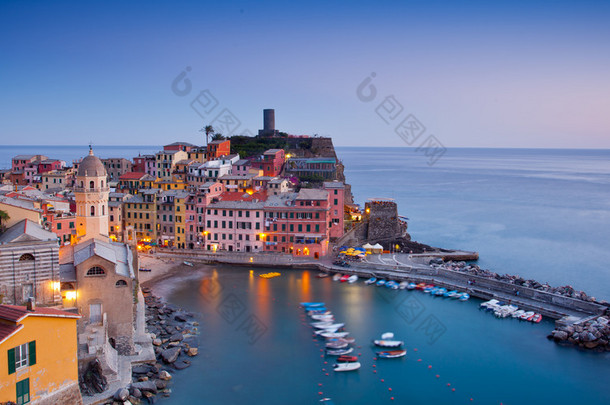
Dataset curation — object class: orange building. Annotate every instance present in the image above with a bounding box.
[0,304,82,404]
[207,139,231,160]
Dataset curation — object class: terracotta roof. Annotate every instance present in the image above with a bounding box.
[0,305,80,322]
[0,323,23,344]
[119,172,147,180]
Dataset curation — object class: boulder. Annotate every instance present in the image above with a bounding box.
[169,333,183,342]
[131,380,158,394]
[114,388,129,402]
[153,339,162,346]
[173,360,190,370]
[129,387,142,398]
[161,347,181,363]
[584,341,599,349]
[553,331,568,341]
[187,347,198,357]
[174,314,188,322]
[159,370,172,381]
[155,379,167,390]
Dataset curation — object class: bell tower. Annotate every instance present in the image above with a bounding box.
[74,147,110,241]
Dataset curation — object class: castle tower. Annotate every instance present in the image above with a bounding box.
[75,147,109,241]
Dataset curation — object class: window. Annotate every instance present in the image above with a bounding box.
[8,341,36,375]
[57,223,62,230]
[19,254,34,261]
[89,180,94,189]
[16,378,30,404]
[116,280,128,287]
[86,266,105,276]
[90,205,95,216]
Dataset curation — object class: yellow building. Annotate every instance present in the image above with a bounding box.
[154,177,188,191]
[123,189,160,243]
[0,304,82,404]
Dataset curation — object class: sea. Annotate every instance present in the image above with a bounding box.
[2,145,609,404]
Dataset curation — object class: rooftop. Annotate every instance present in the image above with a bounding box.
[297,188,328,200]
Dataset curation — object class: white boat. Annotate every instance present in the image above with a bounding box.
[398,281,409,290]
[512,309,525,318]
[459,293,470,301]
[183,261,193,267]
[333,362,361,372]
[320,331,350,338]
[313,323,344,330]
[311,321,334,328]
[373,339,404,348]
[364,277,377,285]
[381,332,394,339]
[332,273,342,281]
[480,299,499,309]
[377,350,407,358]
[327,347,354,356]
[520,311,535,320]
[310,314,333,320]
[494,305,518,318]
[315,328,340,334]
[347,275,358,283]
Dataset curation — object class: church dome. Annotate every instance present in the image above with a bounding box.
[77,148,106,177]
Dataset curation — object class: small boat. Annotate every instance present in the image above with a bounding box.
[365,277,377,285]
[415,283,426,290]
[377,350,407,359]
[319,399,334,404]
[398,281,409,290]
[435,288,448,296]
[459,293,470,301]
[525,312,536,321]
[326,347,353,356]
[183,261,193,267]
[373,340,404,348]
[301,302,325,308]
[337,355,359,362]
[444,290,458,298]
[313,323,345,330]
[332,273,342,281]
[326,341,349,349]
[326,337,355,344]
[512,309,525,318]
[310,314,333,321]
[333,362,361,372]
[340,274,350,282]
[407,282,416,290]
[311,321,335,328]
[423,286,435,294]
[320,331,350,338]
[381,332,394,339]
[347,275,358,283]
[531,313,542,323]
[520,311,535,320]
[306,307,327,313]
[385,281,399,289]
[376,279,386,286]
[481,299,499,309]
[315,327,341,334]
[317,273,330,278]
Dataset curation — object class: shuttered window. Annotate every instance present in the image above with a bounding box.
[16,378,30,404]
[7,341,35,375]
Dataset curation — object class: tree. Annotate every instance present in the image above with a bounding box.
[0,210,9,232]
[211,133,225,141]
[199,125,215,145]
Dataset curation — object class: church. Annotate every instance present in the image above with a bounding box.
[60,148,140,355]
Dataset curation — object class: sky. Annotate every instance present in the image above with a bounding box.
[0,0,609,148]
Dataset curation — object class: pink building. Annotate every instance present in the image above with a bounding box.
[204,191,267,252]
[11,154,47,172]
[251,149,285,177]
[184,182,225,249]
[132,154,157,178]
[262,189,330,259]
[38,159,64,174]
[232,159,251,176]
[323,181,345,240]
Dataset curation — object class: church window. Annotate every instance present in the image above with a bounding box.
[115,280,127,287]
[86,266,105,276]
[19,254,34,261]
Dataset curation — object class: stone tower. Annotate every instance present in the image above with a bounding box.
[75,147,109,241]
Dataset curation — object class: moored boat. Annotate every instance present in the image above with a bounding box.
[326,347,353,356]
[376,279,386,286]
[301,302,325,308]
[320,331,350,338]
[377,350,407,358]
[364,277,377,285]
[332,273,342,281]
[313,322,345,330]
[347,275,358,283]
[512,309,525,318]
[337,355,359,362]
[531,313,542,323]
[340,274,350,282]
[373,339,404,348]
[459,293,470,301]
[317,272,330,278]
[326,341,349,349]
[435,287,448,296]
[398,281,409,289]
[333,362,361,372]
[407,282,417,290]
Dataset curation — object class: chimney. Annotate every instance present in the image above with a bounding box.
[26,297,35,311]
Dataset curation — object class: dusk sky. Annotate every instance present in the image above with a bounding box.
[1,0,609,148]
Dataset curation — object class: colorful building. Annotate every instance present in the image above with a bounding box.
[207,139,231,160]
[251,149,285,177]
[101,158,133,182]
[155,150,188,180]
[132,154,157,178]
[0,304,82,405]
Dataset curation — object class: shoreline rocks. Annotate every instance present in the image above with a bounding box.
[549,316,610,351]
[103,289,200,404]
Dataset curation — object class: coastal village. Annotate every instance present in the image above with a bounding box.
[1,110,610,404]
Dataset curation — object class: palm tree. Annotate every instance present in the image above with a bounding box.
[0,210,9,232]
[199,125,215,145]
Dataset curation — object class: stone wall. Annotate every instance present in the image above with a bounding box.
[365,200,400,242]
[34,382,83,405]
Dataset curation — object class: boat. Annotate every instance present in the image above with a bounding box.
[326,337,355,344]
[320,331,349,338]
[525,312,536,321]
[347,275,358,283]
[365,277,377,285]
[316,273,330,278]
[326,347,354,356]
[332,273,342,281]
[381,332,394,339]
[376,279,386,286]
[435,287,448,296]
[326,341,349,349]
[385,280,399,289]
[311,321,335,327]
[337,355,359,362]
[340,274,350,282]
[459,293,470,301]
[423,285,435,294]
[512,309,525,318]
[377,350,407,358]
[333,362,361,372]
[494,305,518,318]
[319,399,335,404]
[313,323,345,330]
[398,281,409,290]
[520,311,535,320]
[373,339,404,348]
[315,327,341,334]
[310,314,333,321]
[444,290,458,298]
[531,313,542,323]
[415,283,426,290]
[183,261,193,267]
[407,282,416,290]
[301,302,325,308]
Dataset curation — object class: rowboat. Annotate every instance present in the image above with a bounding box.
[347,275,358,283]
[364,277,377,285]
[337,355,359,362]
[531,313,542,323]
[377,350,407,358]
[373,340,404,348]
[301,302,325,308]
[316,273,330,278]
[332,273,342,281]
[407,282,416,290]
[320,331,349,338]
[398,281,409,290]
[313,323,344,330]
[333,362,361,372]
[326,347,353,356]
[376,279,386,286]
